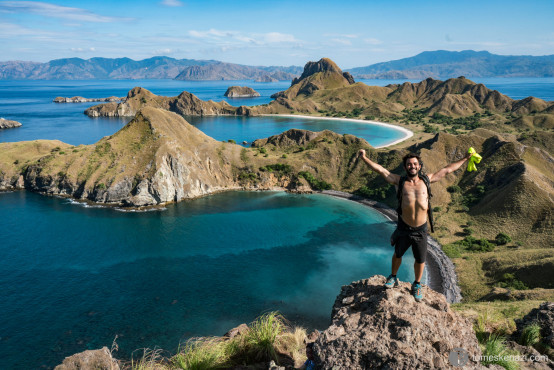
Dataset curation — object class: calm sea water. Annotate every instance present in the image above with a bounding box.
[0,79,407,147]
[1,78,552,368]
[0,190,403,368]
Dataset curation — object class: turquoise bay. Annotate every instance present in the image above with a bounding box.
[0,190,405,368]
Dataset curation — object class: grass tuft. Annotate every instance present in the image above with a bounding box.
[519,322,541,346]
[243,311,285,363]
[131,348,166,370]
[480,334,519,370]
[173,338,229,370]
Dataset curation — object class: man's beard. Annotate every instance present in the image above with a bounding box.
[407,169,418,179]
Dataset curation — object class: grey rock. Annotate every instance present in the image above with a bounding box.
[515,302,554,348]
[54,347,119,370]
[0,118,22,129]
[314,275,483,369]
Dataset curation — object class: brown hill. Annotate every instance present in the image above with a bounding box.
[85,87,241,117]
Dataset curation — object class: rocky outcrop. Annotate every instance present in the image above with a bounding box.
[54,347,119,370]
[224,86,261,98]
[314,275,483,369]
[515,302,554,348]
[0,118,22,129]
[53,96,123,103]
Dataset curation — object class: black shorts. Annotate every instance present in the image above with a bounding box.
[391,217,428,263]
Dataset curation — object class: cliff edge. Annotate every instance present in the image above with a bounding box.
[314,275,484,369]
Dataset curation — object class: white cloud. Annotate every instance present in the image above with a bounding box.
[364,38,382,45]
[331,38,352,46]
[263,32,298,43]
[70,47,96,52]
[324,33,358,39]
[0,1,132,22]
[161,0,183,6]
[189,29,300,46]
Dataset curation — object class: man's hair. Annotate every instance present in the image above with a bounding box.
[402,153,422,167]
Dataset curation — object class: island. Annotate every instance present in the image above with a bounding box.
[0,117,22,129]
[223,86,261,98]
[53,96,123,103]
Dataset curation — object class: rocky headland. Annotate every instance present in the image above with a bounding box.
[0,117,22,129]
[224,86,261,98]
[53,96,124,103]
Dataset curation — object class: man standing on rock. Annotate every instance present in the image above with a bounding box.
[358,149,471,302]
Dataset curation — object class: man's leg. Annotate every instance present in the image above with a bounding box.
[414,261,425,282]
[392,254,402,275]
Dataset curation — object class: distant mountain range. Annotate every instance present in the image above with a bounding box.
[0,56,302,81]
[1,51,553,80]
[346,50,554,79]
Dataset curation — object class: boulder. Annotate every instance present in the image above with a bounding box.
[314,275,484,369]
[515,302,554,348]
[54,347,119,370]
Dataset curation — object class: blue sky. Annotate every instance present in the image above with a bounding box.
[0,0,553,68]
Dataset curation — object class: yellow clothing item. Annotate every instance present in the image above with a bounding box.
[467,147,482,172]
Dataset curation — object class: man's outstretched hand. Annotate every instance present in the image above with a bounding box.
[358,149,366,158]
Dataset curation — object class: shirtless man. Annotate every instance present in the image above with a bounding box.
[358,150,471,301]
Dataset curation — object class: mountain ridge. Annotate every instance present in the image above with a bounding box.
[347,50,554,79]
[2,50,553,80]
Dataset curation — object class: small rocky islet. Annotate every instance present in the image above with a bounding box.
[223,85,260,98]
[0,117,22,129]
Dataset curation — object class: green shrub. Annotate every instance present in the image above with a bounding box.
[442,244,462,258]
[519,323,541,347]
[59,151,65,155]
[259,147,267,154]
[259,164,292,177]
[96,183,106,190]
[355,185,392,199]
[297,171,332,190]
[433,206,441,212]
[228,139,236,144]
[498,273,528,290]
[281,154,287,158]
[447,185,461,193]
[495,233,512,246]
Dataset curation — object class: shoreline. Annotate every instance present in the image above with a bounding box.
[319,189,462,304]
[261,114,414,148]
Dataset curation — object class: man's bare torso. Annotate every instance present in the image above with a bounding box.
[399,177,429,228]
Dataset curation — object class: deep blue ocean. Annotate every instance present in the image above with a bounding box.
[1,77,552,368]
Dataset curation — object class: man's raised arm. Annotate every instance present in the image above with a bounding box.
[358,149,400,185]
[428,152,472,183]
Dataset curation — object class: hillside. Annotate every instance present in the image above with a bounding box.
[250,58,554,138]
[347,50,554,79]
[174,62,300,81]
[0,57,301,80]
